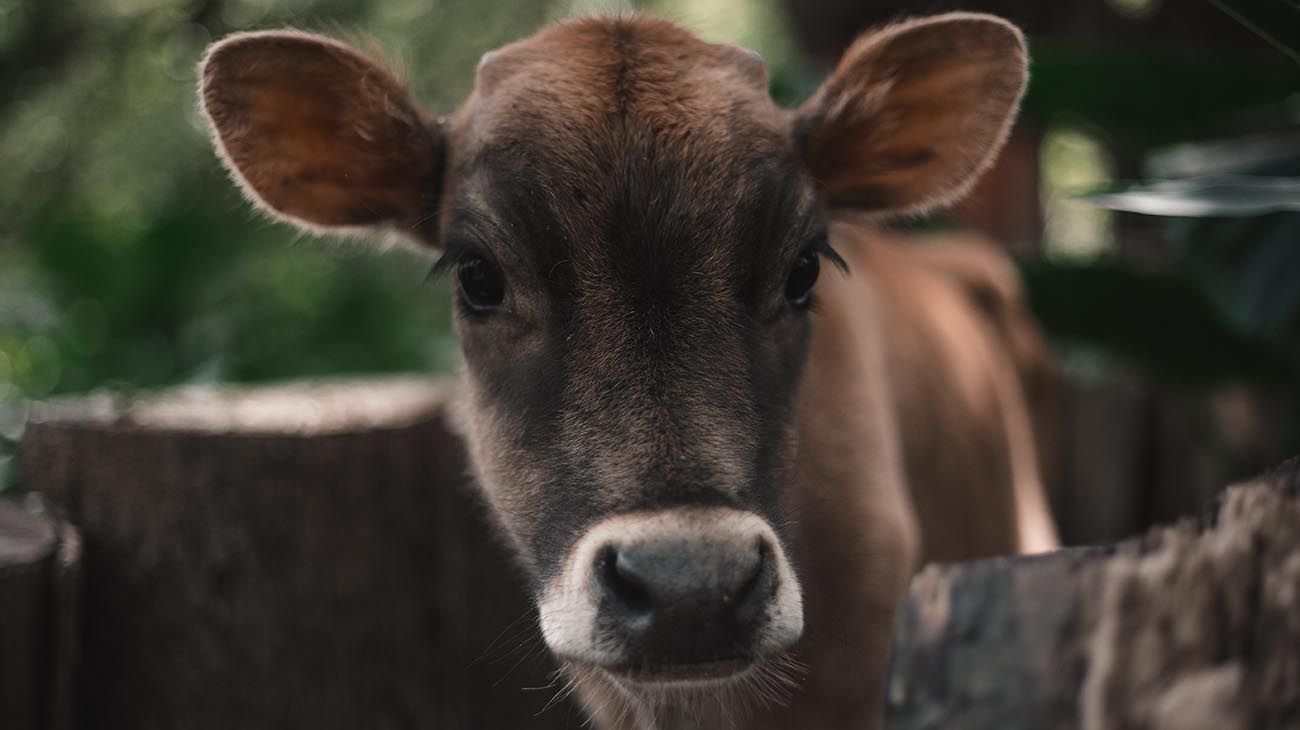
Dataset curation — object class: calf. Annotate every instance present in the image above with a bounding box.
[199,13,1057,729]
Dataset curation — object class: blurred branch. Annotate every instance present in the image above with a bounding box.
[1207,0,1300,64]
[1082,176,1300,217]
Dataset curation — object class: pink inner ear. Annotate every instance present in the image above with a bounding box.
[201,31,442,233]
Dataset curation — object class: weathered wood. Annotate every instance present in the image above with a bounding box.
[887,459,1300,730]
[0,497,80,730]
[47,518,82,730]
[0,499,56,730]
[24,378,575,730]
[20,376,1300,729]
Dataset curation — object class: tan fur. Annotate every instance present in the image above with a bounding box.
[757,247,922,729]
[849,224,1060,560]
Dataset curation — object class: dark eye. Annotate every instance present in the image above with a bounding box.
[457,255,505,313]
[784,248,820,309]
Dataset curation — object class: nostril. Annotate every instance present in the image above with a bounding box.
[737,539,765,594]
[733,539,773,622]
[597,545,653,614]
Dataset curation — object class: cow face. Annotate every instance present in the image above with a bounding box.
[199,11,1026,697]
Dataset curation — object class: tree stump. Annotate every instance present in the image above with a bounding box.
[0,497,81,730]
[23,378,576,730]
[887,459,1300,730]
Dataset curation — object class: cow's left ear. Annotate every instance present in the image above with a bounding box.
[793,13,1027,216]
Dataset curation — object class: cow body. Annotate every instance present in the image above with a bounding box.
[857,224,1060,562]
[199,13,1057,729]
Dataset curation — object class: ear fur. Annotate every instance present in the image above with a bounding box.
[199,30,442,242]
[794,13,1028,216]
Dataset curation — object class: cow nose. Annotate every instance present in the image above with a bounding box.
[595,535,775,665]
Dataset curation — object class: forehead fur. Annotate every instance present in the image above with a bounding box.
[446,15,787,197]
[470,15,775,132]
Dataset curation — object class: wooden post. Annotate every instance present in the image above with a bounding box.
[0,498,80,730]
[24,378,576,730]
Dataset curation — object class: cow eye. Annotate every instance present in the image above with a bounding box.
[457,255,505,313]
[784,248,820,309]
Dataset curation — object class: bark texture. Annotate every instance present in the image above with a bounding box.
[887,459,1300,730]
[24,378,574,730]
[0,498,80,730]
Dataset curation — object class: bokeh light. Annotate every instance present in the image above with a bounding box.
[1041,125,1117,260]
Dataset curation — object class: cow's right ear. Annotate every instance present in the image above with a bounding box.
[199,30,443,242]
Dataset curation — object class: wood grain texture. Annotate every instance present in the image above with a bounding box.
[0,498,80,730]
[0,499,56,730]
[25,378,575,730]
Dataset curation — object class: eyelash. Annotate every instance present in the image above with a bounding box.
[426,241,484,282]
[807,233,847,273]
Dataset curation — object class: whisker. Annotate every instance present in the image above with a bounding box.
[471,607,536,666]
[536,670,579,716]
[491,634,550,688]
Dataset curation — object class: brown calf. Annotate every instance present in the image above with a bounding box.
[199,13,1057,729]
